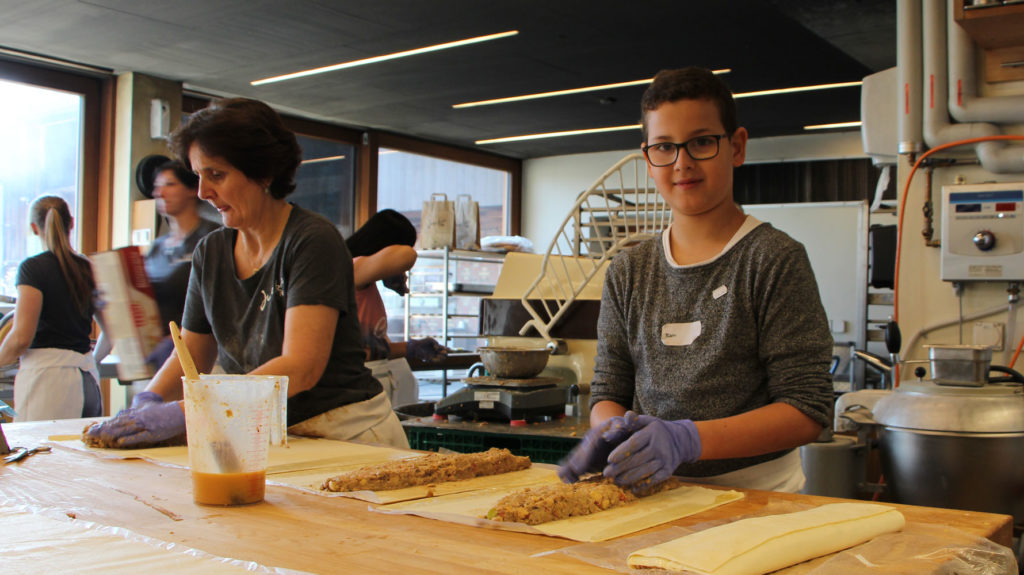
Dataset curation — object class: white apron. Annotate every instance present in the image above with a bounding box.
[287,391,409,449]
[679,449,805,493]
[14,348,99,422]
[366,358,419,408]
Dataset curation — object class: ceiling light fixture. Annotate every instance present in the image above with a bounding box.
[475,80,863,145]
[454,69,731,109]
[252,30,519,86]
[301,154,347,164]
[476,124,640,145]
[804,121,862,130]
[734,80,861,99]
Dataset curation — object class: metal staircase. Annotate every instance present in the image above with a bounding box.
[519,153,672,344]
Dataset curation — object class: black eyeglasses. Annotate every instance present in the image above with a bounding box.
[642,134,727,166]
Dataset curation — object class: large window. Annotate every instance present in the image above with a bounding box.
[291,134,357,238]
[0,78,85,297]
[376,148,511,241]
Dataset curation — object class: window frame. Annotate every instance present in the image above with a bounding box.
[184,96,522,234]
[0,57,112,254]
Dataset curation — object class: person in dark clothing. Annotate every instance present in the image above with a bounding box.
[86,98,407,449]
[0,196,106,421]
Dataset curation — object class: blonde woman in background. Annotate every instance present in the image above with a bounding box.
[0,196,106,421]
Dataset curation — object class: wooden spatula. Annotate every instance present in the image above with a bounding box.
[169,321,199,380]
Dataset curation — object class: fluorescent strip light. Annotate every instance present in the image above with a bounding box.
[475,80,862,145]
[804,121,862,130]
[476,124,640,145]
[734,80,861,99]
[301,154,347,164]
[252,30,519,86]
[454,69,731,109]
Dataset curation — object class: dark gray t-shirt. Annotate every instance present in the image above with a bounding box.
[183,205,381,425]
[146,218,220,334]
[591,220,833,477]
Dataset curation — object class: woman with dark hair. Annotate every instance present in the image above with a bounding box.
[86,97,408,448]
[0,196,105,421]
[94,160,220,370]
[143,160,219,367]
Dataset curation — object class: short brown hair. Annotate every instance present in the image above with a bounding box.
[640,67,738,142]
[169,98,302,199]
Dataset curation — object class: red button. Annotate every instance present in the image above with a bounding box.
[996,202,1016,212]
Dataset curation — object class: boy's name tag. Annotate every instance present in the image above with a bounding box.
[662,321,701,346]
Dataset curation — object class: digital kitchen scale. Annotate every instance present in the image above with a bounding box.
[433,375,568,423]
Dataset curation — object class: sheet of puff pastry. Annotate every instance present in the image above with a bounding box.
[627,502,905,575]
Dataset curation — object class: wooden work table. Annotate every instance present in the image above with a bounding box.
[0,419,1013,574]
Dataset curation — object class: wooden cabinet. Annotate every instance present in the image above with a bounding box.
[955,1,1024,82]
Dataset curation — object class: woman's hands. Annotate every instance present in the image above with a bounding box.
[84,396,186,448]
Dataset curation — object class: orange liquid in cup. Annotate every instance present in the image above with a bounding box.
[191,470,266,506]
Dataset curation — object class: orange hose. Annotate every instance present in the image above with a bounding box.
[1009,332,1024,370]
[892,135,1024,385]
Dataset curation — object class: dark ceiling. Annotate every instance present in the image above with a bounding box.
[0,0,896,159]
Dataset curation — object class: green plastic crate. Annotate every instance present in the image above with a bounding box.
[404,427,580,464]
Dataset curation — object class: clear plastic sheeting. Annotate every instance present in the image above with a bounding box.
[0,505,312,574]
[544,501,1017,574]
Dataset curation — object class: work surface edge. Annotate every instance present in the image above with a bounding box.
[0,419,1013,574]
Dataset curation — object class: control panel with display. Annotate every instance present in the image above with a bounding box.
[941,183,1024,281]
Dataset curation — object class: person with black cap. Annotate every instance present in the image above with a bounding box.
[348,209,447,405]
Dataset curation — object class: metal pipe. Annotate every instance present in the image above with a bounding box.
[897,0,923,154]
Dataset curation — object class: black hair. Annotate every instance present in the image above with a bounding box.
[346,209,417,257]
[640,67,738,142]
[155,159,199,190]
[168,97,302,199]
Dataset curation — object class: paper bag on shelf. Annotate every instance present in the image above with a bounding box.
[455,194,480,250]
[90,246,163,381]
[420,193,455,249]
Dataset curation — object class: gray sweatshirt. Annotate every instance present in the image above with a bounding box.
[591,220,833,477]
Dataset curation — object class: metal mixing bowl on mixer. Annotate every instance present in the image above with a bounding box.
[872,377,1024,526]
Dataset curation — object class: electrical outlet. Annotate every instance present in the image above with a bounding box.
[973,321,1004,351]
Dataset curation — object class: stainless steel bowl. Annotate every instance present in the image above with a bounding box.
[873,380,1024,525]
[477,346,549,379]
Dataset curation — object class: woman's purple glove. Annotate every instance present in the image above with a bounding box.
[558,411,648,483]
[405,337,448,363]
[604,418,702,489]
[84,401,186,449]
[130,391,164,410]
[145,336,175,370]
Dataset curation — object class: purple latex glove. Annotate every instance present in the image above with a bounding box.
[558,411,648,483]
[405,337,448,363]
[604,418,702,489]
[145,336,175,370]
[84,401,186,449]
[130,391,164,410]
[382,274,409,296]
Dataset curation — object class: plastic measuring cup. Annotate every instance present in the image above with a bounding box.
[182,374,288,506]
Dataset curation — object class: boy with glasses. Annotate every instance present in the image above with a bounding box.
[559,67,833,493]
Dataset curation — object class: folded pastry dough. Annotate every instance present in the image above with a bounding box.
[627,502,905,575]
